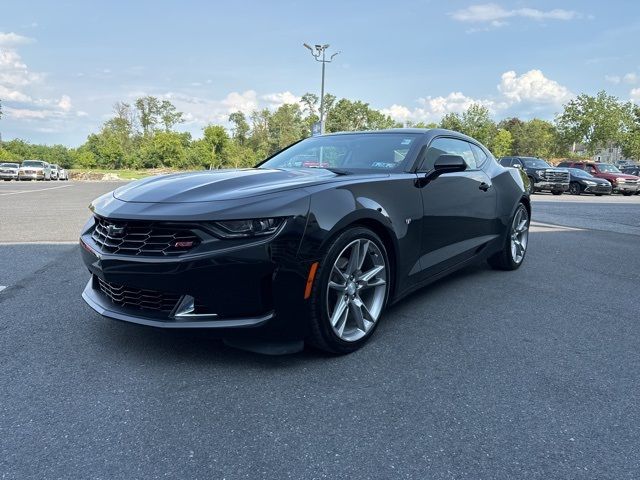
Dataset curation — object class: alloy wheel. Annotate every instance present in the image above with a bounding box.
[326,238,387,342]
[510,206,529,264]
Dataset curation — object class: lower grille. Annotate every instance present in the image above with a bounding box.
[97,277,180,312]
[91,216,200,256]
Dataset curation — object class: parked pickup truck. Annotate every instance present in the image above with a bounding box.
[499,156,570,195]
[557,161,640,196]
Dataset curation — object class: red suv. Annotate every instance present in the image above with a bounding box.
[557,161,640,196]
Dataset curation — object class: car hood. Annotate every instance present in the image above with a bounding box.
[112,168,373,203]
[598,172,638,180]
[578,177,610,184]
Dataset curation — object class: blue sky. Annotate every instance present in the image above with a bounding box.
[1,0,639,146]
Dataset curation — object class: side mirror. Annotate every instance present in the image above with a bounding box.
[425,154,467,181]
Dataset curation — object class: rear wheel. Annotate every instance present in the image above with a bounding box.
[569,182,581,195]
[488,203,529,271]
[551,190,563,195]
[623,192,633,196]
[308,227,390,354]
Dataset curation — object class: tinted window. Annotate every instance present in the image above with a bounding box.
[470,143,488,167]
[522,158,551,169]
[260,133,420,172]
[22,161,45,167]
[421,137,476,171]
[499,158,512,167]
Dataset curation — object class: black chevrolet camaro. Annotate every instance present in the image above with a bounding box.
[80,129,530,354]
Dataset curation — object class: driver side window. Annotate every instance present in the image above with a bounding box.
[420,137,477,171]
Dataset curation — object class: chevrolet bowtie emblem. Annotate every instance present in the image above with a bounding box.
[106,225,125,237]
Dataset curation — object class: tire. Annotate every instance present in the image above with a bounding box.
[623,192,632,196]
[488,203,530,271]
[569,182,581,195]
[307,227,391,354]
[551,190,563,195]
[595,194,603,197]
[526,176,535,195]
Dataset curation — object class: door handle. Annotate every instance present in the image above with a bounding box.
[479,182,491,191]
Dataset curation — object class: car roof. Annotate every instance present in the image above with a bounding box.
[321,128,486,146]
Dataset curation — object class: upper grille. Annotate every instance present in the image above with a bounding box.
[622,178,638,184]
[97,277,180,312]
[541,169,569,182]
[91,216,200,256]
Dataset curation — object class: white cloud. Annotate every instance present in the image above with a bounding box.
[261,91,301,108]
[0,32,34,47]
[631,88,640,102]
[605,75,621,84]
[57,95,72,111]
[221,90,258,114]
[0,32,76,123]
[383,69,572,124]
[451,3,580,29]
[623,72,638,84]
[498,69,573,104]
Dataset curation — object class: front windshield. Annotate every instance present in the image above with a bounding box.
[259,133,421,172]
[1,163,19,168]
[522,158,551,169]
[569,168,592,178]
[597,163,620,173]
[22,160,44,167]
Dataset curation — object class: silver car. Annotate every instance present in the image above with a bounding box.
[0,162,20,181]
[57,167,69,181]
[50,164,60,180]
[18,160,52,181]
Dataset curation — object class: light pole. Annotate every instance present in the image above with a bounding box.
[303,43,340,134]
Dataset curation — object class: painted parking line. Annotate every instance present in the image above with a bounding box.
[0,286,6,293]
[0,184,73,196]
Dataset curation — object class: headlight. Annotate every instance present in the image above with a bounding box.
[209,218,286,238]
[584,181,597,186]
[616,177,625,183]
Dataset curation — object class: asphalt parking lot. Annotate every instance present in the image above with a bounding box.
[1,181,639,479]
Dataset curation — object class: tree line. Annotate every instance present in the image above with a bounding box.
[1,90,639,169]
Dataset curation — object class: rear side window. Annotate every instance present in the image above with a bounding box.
[421,137,477,171]
[499,158,512,167]
[470,143,488,167]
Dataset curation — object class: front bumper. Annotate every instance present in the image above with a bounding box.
[613,183,638,193]
[534,181,569,191]
[82,277,274,329]
[79,221,311,339]
[0,173,18,179]
[19,172,44,180]
[584,184,612,194]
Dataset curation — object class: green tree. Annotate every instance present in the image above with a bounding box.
[439,112,464,132]
[556,91,633,154]
[267,103,306,152]
[460,104,497,147]
[135,96,162,136]
[326,99,395,132]
[492,128,513,157]
[158,100,183,132]
[202,125,231,168]
[228,111,250,145]
[621,105,640,161]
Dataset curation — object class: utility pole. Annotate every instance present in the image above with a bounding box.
[303,43,340,135]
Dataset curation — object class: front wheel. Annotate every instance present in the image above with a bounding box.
[569,182,581,195]
[526,176,535,195]
[622,192,633,196]
[488,203,530,271]
[551,190,563,196]
[308,227,390,354]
